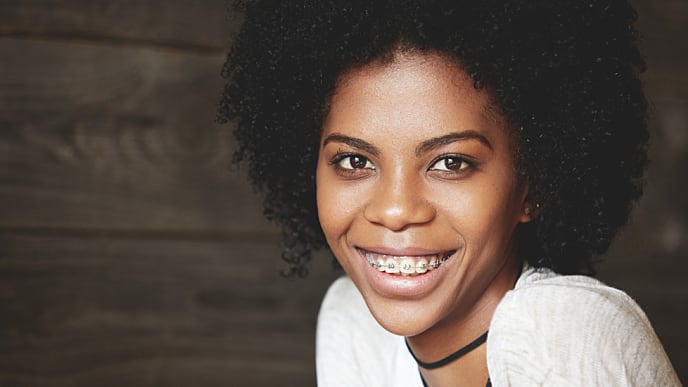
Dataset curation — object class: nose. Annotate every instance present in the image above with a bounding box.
[363,172,436,231]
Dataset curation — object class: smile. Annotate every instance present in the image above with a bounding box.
[360,249,455,276]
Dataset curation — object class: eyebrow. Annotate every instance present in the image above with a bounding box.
[321,130,492,156]
[322,134,380,156]
[415,131,492,156]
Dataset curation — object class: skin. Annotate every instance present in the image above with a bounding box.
[316,50,533,385]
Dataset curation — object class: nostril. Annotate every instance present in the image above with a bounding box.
[363,190,436,231]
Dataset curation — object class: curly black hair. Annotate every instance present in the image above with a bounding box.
[217,0,648,277]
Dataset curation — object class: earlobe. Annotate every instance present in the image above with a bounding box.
[521,202,540,223]
[518,183,539,223]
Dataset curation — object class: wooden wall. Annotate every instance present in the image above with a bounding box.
[0,1,686,385]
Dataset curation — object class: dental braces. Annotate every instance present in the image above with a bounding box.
[365,255,449,275]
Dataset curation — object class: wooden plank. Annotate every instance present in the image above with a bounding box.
[602,128,688,261]
[632,0,688,99]
[0,0,237,52]
[632,0,688,39]
[0,235,341,386]
[0,38,272,233]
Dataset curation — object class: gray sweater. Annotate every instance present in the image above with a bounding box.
[316,267,680,386]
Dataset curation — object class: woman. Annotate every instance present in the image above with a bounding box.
[218,0,680,385]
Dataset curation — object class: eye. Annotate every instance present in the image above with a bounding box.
[333,154,375,171]
[429,156,473,172]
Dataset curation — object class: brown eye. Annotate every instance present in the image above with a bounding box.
[358,156,368,169]
[429,156,472,172]
[335,154,375,170]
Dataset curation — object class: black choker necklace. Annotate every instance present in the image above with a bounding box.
[405,331,488,370]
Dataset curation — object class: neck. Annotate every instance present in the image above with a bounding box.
[407,331,488,369]
[419,342,489,387]
[406,257,520,386]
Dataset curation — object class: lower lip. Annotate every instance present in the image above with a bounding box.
[358,249,455,299]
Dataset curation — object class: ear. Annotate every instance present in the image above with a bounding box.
[517,183,539,223]
[521,201,540,223]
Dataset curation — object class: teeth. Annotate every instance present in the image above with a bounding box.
[384,258,399,274]
[376,257,385,271]
[364,251,452,276]
[416,258,428,274]
[399,259,416,275]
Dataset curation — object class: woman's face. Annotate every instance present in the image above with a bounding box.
[316,51,531,337]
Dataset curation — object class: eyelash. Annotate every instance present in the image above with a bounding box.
[329,152,477,178]
[330,152,375,175]
[428,154,477,174]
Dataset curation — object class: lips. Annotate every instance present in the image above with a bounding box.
[359,248,455,276]
[354,246,459,299]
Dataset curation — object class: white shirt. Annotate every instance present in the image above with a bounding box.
[316,267,680,386]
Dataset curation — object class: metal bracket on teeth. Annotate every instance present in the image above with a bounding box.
[366,255,447,273]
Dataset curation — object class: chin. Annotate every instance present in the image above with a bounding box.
[363,293,444,337]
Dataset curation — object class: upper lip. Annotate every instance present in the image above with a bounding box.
[356,246,452,257]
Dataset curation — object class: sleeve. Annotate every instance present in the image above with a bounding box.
[316,276,422,387]
[486,275,681,387]
[316,276,368,387]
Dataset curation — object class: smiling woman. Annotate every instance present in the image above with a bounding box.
[316,53,528,343]
[218,0,681,386]
[316,54,526,385]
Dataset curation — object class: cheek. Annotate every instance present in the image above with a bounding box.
[316,166,370,244]
[434,177,523,240]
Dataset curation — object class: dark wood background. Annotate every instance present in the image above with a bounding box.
[0,1,686,386]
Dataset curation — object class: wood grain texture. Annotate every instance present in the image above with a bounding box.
[0,235,340,386]
[0,0,237,52]
[0,38,272,233]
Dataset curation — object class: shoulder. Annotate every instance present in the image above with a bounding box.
[317,276,377,339]
[497,267,650,328]
[316,276,421,387]
[487,267,680,386]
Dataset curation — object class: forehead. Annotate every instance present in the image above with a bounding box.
[324,51,507,142]
[336,51,487,105]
